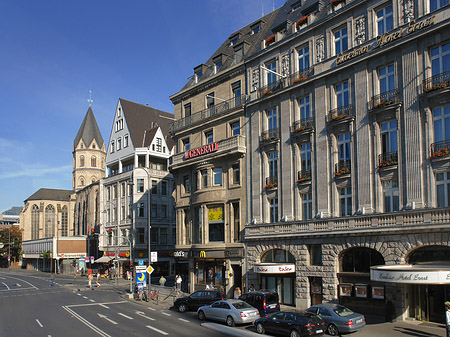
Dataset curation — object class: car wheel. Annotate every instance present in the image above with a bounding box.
[178,304,187,313]
[198,310,206,321]
[327,324,339,336]
[290,330,300,337]
[226,316,235,327]
[256,322,265,334]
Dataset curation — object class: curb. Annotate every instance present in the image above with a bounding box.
[201,322,268,337]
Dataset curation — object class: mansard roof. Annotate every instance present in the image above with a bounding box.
[73,107,105,151]
[25,188,73,203]
[119,98,175,150]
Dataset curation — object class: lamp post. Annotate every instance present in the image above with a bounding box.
[8,226,11,269]
[128,236,133,295]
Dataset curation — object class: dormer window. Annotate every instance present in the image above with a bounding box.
[230,34,239,46]
[291,0,303,11]
[196,71,202,83]
[251,23,261,34]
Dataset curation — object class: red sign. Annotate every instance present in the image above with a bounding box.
[184,142,218,160]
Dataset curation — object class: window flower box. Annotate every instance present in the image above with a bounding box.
[265,34,275,47]
[430,147,450,159]
[297,176,311,183]
[265,182,278,189]
[373,98,395,109]
[331,0,345,6]
[332,113,349,121]
[293,74,308,83]
[335,167,350,176]
[293,125,306,133]
[378,159,398,168]
[424,80,449,93]
[296,16,308,28]
[262,89,273,97]
[262,135,275,141]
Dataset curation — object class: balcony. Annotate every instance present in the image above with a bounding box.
[423,71,450,94]
[289,67,314,86]
[327,105,354,124]
[297,170,311,183]
[244,208,450,240]
[291,118,314,136]
[378,151,398,168]
[370,89,401,111]
[430,140,450,160]
[169,95,245,134]
[259,80,284,99]
[265,176,278,190]
[335,160,351,177]
[260,128,280,144]
[170,134,246,170]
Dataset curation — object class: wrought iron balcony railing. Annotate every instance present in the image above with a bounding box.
[289,67,314,86]
[370,89,401,110]
[378,151,398,168]
[297,170,311,183]
[259,79,284,98]
[327,105,354,123]
[265,176,278,189]
[430,139,450,160]
[423,71,450,93]
[335,160,351,176]
[260,128,280,143]
[291,118,314,133]
[169,95,245,133]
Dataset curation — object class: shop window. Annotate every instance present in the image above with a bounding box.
[407,245,450,264]
[208,206,224,242]
[309,245,322,266]
[339,247,384,273]
[261,249,295,263]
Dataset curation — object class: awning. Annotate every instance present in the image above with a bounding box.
[370,264,450,284]
[94,256,114,263]
[254,263,295,274]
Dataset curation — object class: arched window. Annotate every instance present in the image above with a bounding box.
[91,156,97,167]
[261,249,295,263]
[91,177,96,183]
[407,245,450,265]
[61,206,68,236]
[31,204,39,240]
[79,177,85,187]
[339,247,384,273]
[80,155,85,167]
[44,204,55,237]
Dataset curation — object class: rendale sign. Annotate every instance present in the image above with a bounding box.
[371,269,450,284]
[254,264,296,274]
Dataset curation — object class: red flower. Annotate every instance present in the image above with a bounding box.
[265,34,275,46]
[296,16,308,27]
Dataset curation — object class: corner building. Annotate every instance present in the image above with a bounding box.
[244,0,450,322]
[169,11,279,296]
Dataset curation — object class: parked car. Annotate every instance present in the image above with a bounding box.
[174,290,225,313]
[197,299,260,326]
[239,291,280,317]
[305,303,365,336]
[255,310,325,337]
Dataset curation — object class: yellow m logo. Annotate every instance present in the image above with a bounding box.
[199,251,206,258]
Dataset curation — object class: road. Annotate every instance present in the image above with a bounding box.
[0,270,226,337]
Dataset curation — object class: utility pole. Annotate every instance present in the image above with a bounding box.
[8,226,11,269]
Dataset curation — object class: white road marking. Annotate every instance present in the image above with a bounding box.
[89,299,95,302]
[146,325,168,335]
[147,307,156,311]
[99,304,110,309]
[118,313,133,320]
[77,293,82,296]
[62,306,111,337]
[178,318,190,323]
[83,296,88,299]
[66,301,126,308]
[3,275,38,289]
[2,282,10,290]
[0,277,5,280]
[161,312,171,316]
[135,311,155,320]
[97,313,118,325]
[36,319,43,328]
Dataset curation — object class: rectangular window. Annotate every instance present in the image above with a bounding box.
[161,205,167,218]
[137,179,144,193]
[151,180,157,195]
[183,176,190,193]
[251,23,260,34]
[160,228,168,244]
[124,135,129,147]
[379,64,396,93]
[196,71,202,83]
[151,228,158,244]
[232,81,241,106]
[270,198,279,223]
[106,187,110,201]
[431,42,450,76]
[336,81,349,108]
[138,203,145,217]
[193,207,202,244]
[266,60,277,85]
[231,121,240,136]
[381,120,398,154]
[213,168,222,186]
[437,171,450,207]
[121,205,125,221]
[182,138,190,151]
[117,138,122,150]
[113,185,117,199]
[161,181,167,195]
[334,27,348,55]
[298,45,310,71]
[184,103,191,118]
[151,204,157,218]
[110,141,115,153]
[137,228,145,244]
[338,132,351,165]
[383,180,399,212]
[232,163,240,185]
[433,104,450,143]
[269,151,278,183]
[202,170,208,188]
[339,187,352,216]
[302,192,313,220]
[309,245,322,266]
[214,60,222,73]
[205,131,214,144]
[156,138,162,152]
[267,108,277,130]
[301,143,312,172]
[430,0,449,11]
[232,202,240,242]
[376,4,393,35]
[207,92,215,114]
[299,96,311,121]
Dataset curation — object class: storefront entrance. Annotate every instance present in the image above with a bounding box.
[261,275,295,305]
[410,284,449,323]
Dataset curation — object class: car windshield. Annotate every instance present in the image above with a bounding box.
[232,301,252,309]
[333,306,354,317]
[266,293,278,304]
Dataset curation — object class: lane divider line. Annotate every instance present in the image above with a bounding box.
[62,306,111,337]
[178,318,190,323]
[146,325,168,335]
[118,313,133,320]
[36,319,43,328]
[161,312,171,316]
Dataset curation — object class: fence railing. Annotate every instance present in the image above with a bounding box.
[327,105,354,123]
[423,71,450,93]
[430,139,450,159]
[260,128,280,143]
[370,89,401,110]
[378,151,398,168]
[291,118,314,133]
[335,160,351,176]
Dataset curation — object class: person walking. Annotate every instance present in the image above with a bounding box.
[96,272,101,288]
[159,275,166,287]
[446,301,450,337]
[88,273,93,289]
[176,274,182,294]
[234,287,241,299]
[249,284,256,292]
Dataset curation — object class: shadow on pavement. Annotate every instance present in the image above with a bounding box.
[393,326,441,337]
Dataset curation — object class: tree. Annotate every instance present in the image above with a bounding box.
[0,225,23,262]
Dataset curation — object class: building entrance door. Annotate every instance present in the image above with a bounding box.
[412,284,448,323]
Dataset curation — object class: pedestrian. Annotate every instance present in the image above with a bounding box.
[127,270,131,280]
[206,282,214,290]
[88,273,93,289]
[96,272,101,288]
[176,274,182,293]
[249,284,256,292]
[446,301,450,337]
[159,275,166,287]
[234,286,241,299]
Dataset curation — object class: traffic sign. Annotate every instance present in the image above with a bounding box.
[136,271,147,286]
[90,256,94,263]
[138,259,144,266]
[146,265,154,275]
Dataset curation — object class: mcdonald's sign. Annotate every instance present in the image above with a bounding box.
[199,251,206,258]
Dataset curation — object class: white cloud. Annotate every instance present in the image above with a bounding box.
[0,164,72,179]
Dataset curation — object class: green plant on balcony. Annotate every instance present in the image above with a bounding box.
[297,176,311,183]
[294,125,306,133]
[373,98,395,109]
[331,112,349,121]
[265,34,275,47]
[265,181,278,189]
[296,16,308,28]
[262,135,275,141]
[430,147,450,159]
[424,80,449,93]
[335,166,350,176]
[262,89,273,97]
[378,158,398,168]
[293,74,308,83]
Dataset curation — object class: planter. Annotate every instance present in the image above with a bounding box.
[296,16,308,28]
[424,81,449,93]
[265,34,275,47]
[265,182,278,189]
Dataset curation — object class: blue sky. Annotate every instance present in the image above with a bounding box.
[0,0,285,213]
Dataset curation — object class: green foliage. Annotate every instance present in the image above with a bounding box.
[0,226,22,260]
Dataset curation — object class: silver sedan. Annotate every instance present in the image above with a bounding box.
[197,299,260,326]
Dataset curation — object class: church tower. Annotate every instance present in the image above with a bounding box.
[72,107,106,191]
